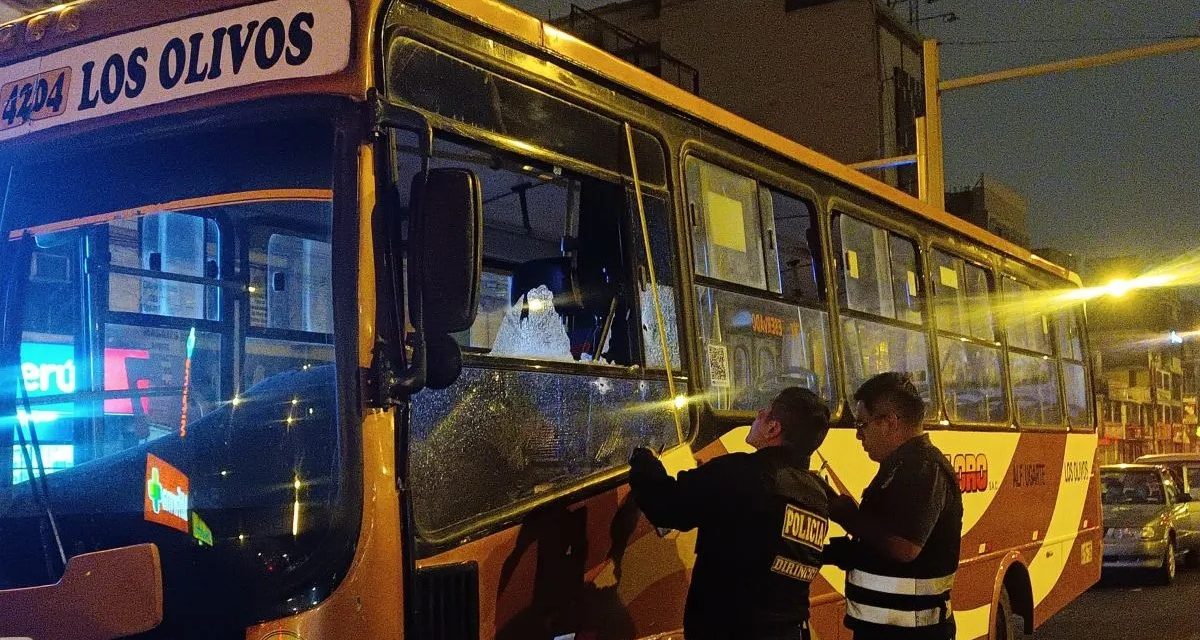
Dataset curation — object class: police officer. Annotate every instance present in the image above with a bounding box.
[827,372,963,640]
[629,387,832,640]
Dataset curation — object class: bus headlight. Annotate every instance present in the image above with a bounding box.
[1140,524,1160,540]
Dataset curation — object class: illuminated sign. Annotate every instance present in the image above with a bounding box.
[18,342,75,435]
[751,313,785,337]
[145,454,190,533]
[103,347,151,414]
[0,0,352,141]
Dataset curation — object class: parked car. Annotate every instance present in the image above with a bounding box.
[1101,463,1200,584]
[1136,453,1200,500]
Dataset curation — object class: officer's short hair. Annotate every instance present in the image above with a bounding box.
[854,372,925,426]
[771,387,830,453]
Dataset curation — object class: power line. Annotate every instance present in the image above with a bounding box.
[944,35,1198,46]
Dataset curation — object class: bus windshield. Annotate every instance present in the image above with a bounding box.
[0,114,356,636]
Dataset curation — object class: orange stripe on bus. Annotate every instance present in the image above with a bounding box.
[7,188,334,239]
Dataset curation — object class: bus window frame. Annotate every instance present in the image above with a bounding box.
[1058,306,1096,433]
[679,143,840,417]
[828,199,938,424]
[427,126,671,374]
[397,117,692,553]
[1000,272,1069,432]
[927,243,1011,429]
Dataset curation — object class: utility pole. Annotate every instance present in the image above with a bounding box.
[920,35,1200,210]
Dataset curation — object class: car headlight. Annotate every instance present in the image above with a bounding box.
[1141,524,1160,540]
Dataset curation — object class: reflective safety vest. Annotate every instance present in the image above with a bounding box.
[845,568,954,628]
[842,435,962,636]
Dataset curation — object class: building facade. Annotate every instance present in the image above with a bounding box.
[1087,256,1197,463]
[557,0,924,193]
[944,175,1032,248]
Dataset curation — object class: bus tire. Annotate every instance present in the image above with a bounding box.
[993,586,1017,640]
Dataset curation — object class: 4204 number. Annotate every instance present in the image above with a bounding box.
[0,67,70,131]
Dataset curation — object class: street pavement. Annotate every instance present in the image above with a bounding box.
[1033,565,1200,639]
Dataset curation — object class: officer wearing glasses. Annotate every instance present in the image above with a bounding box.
[629,387,832,640]
[827,372,963,640]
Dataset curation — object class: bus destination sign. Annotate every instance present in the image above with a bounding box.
[0,0,351,141]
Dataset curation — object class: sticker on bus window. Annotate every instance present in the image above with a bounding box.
[846,251,859,279]
[939,266,959,290]
[191,512,213,547]
[145,454,190,533]
[907,270,917,297]
[707,343,731,388]
[704,191,747,252]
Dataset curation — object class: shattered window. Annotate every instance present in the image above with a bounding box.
[401,132,689,539]
[431,137,673,368]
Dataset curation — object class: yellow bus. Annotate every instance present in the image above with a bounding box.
[0,1,1099,639]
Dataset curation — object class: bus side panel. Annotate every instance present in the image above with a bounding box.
[897,430,1093,640]
[418,483,692,639]
[1030,438,1102,629]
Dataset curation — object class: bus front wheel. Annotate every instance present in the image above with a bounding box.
[993,586,1018,640]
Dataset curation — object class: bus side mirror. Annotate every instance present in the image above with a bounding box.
[0,543,163,639]
[411,167,482,335]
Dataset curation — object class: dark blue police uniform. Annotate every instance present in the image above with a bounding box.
[630,446,831,640]
[841,434,963,640]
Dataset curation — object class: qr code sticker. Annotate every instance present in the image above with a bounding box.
[707,343,730,388]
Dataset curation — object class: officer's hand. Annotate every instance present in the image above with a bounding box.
[828,494,857,525]
[824,536,856,571]
[629,447,658,470]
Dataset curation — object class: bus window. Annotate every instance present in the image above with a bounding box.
[836,215,894,318]
[685,161,832,407]
[264,235,333,334]
[1057,310,1090,429]
[696,286,834,406]
[932,251,1005,424]
[686,158,773,291]
[1003,279,1053,354]
[889,236,922,324]
[108,213,220,321]
[1062,362,1089,428]
[764,188,821,304]
[1056,309,1084,361]
[245,225,336,389]
[932,250,993,341]
[834,215,931,402]
[432,139,640,366]
[638,194,682,371]
[842,317,931,401]
[1010,353,1064,428]
[403,133,684,537]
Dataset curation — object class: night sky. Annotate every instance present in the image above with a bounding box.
[507,0,1199,265]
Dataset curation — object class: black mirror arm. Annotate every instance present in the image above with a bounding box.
[390,325,427,397]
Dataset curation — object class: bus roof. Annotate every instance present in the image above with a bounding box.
[426,0,1078,284]
[1,0,1077,284]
